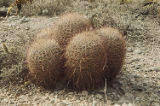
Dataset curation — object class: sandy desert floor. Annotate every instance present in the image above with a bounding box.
[0,1,160,105]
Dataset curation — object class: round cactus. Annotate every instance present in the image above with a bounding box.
[64,31,107,90]
[27,39,63,88]
[51,13,92,47]
[95,27,126,82]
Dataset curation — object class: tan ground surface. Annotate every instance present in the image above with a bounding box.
[0,1,160,106]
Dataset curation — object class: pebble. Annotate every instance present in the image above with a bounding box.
[7,16,19,21]
[19,17,29,23]
[123,103,135,106]
[117,96,130,104]
[92,99,98,106]
[9,101,15,104]
[81,90,88,96]
[42,9,49,16]
[149,67,160,72]
[96,94,103,100]
[0,17,4,21]
[50,99,55,104]
[74,95,80,100]
[79,96,85,100]
[151,102,160,106]
[132,85,146,91]
[56,102,67,106]
[0,38,6,43]
[45,97,50,101]
[25,27,30,30]
[38,99,46,104]
[67,92,74,95]
[124,93,134,101]
[134,49,142,54]
[2,98,9,104]
[136,64,141,69]
[129,58,140,64]
[127,48,133,52]
[34,96,41,101]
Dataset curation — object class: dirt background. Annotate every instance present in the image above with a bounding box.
[0,0,160,105]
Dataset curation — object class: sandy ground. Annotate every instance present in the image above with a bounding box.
[0,14,160,106]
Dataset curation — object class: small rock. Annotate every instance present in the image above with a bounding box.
[133,75,140,78]
[45,97,50,101]
[79,96,85,100]
[96,94,103,99]
[134,49,142,54]
[117,97,130,105]
[9,101,15,104]
[132,85,146,91]
[124,93,134,101]
[38,99,46,105]
[18,95,28,103]
[122,103,134,106]
[56,102,67,106]
[81,90,88,96]
[92,99,98,106]
[129,58,140,63]
[20,17,29,23]
[34,97,41,101]
[2,98,9,104]
[7,16,18,21]
[127,48,133,52]
[67,92,74,95]
[74,95,80,100]
[42,9,49,16]
[0,39,6,43]
[149,67,160,72]
[0,17,4,21]
[50,99,55,104]
[151,102,160,106]
[142,82,147,86]
[25,27,30,30]
[136,64,141,69]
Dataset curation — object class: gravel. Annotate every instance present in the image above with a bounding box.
[0,9,160,105]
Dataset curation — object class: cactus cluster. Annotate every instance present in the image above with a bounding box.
[26,13,126,90]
